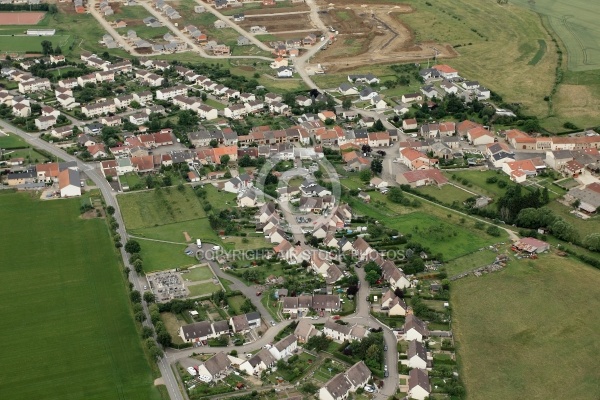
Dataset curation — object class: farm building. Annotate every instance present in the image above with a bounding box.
[27,29,56,36]
[513,237,550,254]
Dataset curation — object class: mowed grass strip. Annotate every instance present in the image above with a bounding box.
[452,254,600,400]
[117,186,207,230]
[0,132,28,148]
[0,192,160,400]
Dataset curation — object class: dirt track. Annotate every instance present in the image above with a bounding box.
[312,1,457,72]
[239,13,314,33]
[0,11,45,25]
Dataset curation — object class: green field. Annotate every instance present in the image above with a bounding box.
[452,254,600,400]
[185,265,214,282]
[188,282,221,297]
[0,34,72,52]
[137,239,195,272]
[117,186,207,230]
[0,192,160,400]
[444,170,511,198]
[0,132,28,149]
[444,248,502,277]
[417,184,474,204]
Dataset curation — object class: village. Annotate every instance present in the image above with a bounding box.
[0,29,599,400]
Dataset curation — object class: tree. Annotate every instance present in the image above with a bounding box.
[372,119,385,131]
[361,144,372,154]
[125,239,141,254]
[41,40,53,55]
[132,259,144,273]
[141,326,154,339]
[359,168,372,182]
[370,159,383,174]
[240,298,256,313]
[305,335,332,352]
[135,311,146,322]
[388,187,404,203]
[583,233,600,252]
[106,205,115,215]
[220,154,230,165]
[130,290,141,303]
[486,225,501,237]
[143,291,156,303]
[342,98,352,110]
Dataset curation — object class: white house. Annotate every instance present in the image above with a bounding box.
[268,334,297,360]
[406,340,428,370]
[196,352,232,383]
[408,368,431,400]
[179,321,215,343]
[239,348,277,375]
[318,361,371,400]
[404,315,429,342]
[59,168,81,197]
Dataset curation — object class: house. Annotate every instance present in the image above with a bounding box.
[359,87,377,100]
[12,103,31,117]
[338,83,358,96]
[432,64,459,79]
[179,321,215,343]
[407,340,428,369]
[358,191,370,202]
[35,115,56,131]
[237,36,251,46]
[196,352,232,383]
[404,314,429,342]
[277,67,293,78]
[502,159,537,182]
[408,368,431,400]
[513,237,550,253]
[188,171,200,183]
[402,118,418,131]
[58,168,81,197]
[419,68,441,80]
[567,183,600,213]
[381,260,411,290]
[18,78,51,94]
[49,125,74,139]
[230,314,251,333]
[420,85,439,99]
[238,189,258,207]
[155,84,187,100]
[318,111,336,122]
[381,289,408,316]
[370,177,388,189]
[323,319,369,343]
[239,348,277,375]
[440,80,458,94]
[294,319,321,343]
[269,334,297,360]
[352,237,374,261]
[214,20,227,29]
[87,143,108,159]
[467,127,495,145]
[402,93,423,103]
[371,95,387,109]
[348,74,379,84]
[399,147,437,170]
[318,361,371,400]
[545,150,573,170]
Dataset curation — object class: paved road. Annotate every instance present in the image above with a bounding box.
[88,0,144,56]
[0,120,185,400]
[193,0,273,52]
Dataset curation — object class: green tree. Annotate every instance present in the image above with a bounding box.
[220,154,230,165]
[388,187,404,203]
[132,259,144,273]
[125,239,141,254]
[130,290,141,303]
[141,326,154,339]
[342,98,352,110]
[41,40,53,55]
[486,225,502,237]
[583,233,600,252]
[106,206,115,215]
[359,168,372,182]
[370,159,383,174]
[143,291,156,303]
[135,311,146,322]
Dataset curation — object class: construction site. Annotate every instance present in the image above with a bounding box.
[312,0,457,73]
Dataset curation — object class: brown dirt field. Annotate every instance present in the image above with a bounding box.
[312,1,455,72]
[183,231,191,242]
[239,13,314,33]
[0,11,45,25]
[243,5,309,15]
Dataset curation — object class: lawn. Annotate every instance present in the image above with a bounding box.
[0,192,161,400]
[138,239,196,272]
[417,184,474,204]
[188,281,221,297]
[0,132,28,149]
[444,170,511,198]
[444,247,503,277]
[185,265,215,282]
[227,294,246,314]
[131,219,221,245]
[452,254,600,400]
[117,186,207,230]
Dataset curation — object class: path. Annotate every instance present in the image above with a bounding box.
[254,28,317,35]
[129,235,188,245]
[242,10,310,18]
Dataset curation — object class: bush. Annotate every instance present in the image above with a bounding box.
[486,225,502,237]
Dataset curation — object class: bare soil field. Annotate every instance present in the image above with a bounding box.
[242,5,309,15]
[0,11,45,25]
[313,1,456,72]
[239,13,314,33]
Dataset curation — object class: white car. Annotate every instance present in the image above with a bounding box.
[364,385,374,393]
[211,245,221,251]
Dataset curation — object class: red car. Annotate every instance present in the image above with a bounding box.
[332,315,341,320]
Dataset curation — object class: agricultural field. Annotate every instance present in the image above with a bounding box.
[107,5,171,41]
[452,254,600,400]
[0,192,161,400]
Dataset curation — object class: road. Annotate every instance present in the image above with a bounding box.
[88,0,144,56]
[192,0,273,52]
[0,120,185,400]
